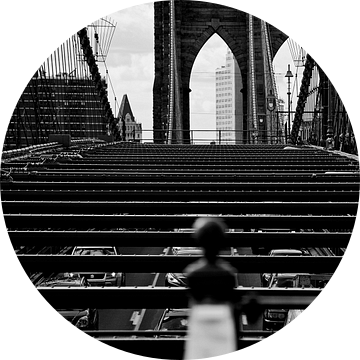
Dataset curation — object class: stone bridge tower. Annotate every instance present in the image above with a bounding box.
[153,0,288,143]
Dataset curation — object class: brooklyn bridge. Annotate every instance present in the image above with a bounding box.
[1,1,359,360]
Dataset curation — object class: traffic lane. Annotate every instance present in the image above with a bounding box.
[116,246,166,255]
[115,245,166,286]
[97,269,156,329]
[97,247,262,331]
[136,273,169,331]
[235,246,262,287]
[235,247,262,330]
[98,309,138,330]
[97,269,156,330]
[97,247,167,330]
[130,272,169,330]
[139,249,262,332]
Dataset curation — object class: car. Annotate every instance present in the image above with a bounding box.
[37,274,98,330]
[165,247,203,287]
[263,272,331,331]
[155,308,190,332]
[165,272,188,287]
[71,246,125,286]
[165,246,236,287]
[262,248,310,286]
[284,275,331,325]
[284,309,304,326]
[250,228,297,255]
[262,273,298,331]
[268,248,310,257]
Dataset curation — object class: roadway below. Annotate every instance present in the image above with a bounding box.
[97,245,263,331]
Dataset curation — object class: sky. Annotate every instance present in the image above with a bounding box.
[95,2,301,132]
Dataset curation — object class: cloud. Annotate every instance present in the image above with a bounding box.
[108,3,154,56]
[92,3,155,129]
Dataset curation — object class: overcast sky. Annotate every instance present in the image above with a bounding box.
[95,2,300,132]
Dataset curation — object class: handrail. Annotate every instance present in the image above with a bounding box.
[84,329,274,339]
[36,286,321,309]
[249,15,258,144]
[5,213,356,229]
[3,200,357,215]
[8,230,352,247]
[19,254,342,273]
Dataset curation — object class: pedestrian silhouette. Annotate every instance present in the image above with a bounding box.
[183,217,238,359]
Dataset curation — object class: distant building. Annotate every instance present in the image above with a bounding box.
[215,48,243,144]
[117,94,142,142]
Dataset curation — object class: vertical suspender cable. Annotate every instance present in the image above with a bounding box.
[289,54,315,144]
[168,0,175,143]
[249,15,258,144]
[262,20,279,143]
[172,2,183,144]
[262,21,279,107]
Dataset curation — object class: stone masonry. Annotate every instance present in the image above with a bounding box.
[153,0,288,143]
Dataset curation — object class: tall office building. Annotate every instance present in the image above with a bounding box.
[215,48,243,144]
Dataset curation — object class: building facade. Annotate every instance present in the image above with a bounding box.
[117,94,142,142]
[215,49,243,144]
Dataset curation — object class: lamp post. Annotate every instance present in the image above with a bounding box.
[285,64,293,142]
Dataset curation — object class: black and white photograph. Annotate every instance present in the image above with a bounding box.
[1,1,359,360]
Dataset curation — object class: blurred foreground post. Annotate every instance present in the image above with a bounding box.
[183,218,237,359]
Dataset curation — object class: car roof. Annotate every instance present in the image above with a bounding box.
[274,273,299,279]
[74,246,114,249]
[164,308,190,317]
[270,249,305,255]
[172,247,203,254]
[38,275,86,287]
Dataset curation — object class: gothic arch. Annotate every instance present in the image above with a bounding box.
[182,25,247,137]
[184,25,246,86]
[153,0,287,143]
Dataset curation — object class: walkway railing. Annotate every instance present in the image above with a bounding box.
[145,129,288,145]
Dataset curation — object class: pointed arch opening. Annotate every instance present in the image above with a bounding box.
[189,34,243,144]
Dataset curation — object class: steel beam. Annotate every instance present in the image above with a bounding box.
[84,330,272,337]
[1,162,357,172]
[36,286,321,309]
[18,158,355,165]
[2,200,358,215]
[5,214,356,230]
[19,254,342,273]
[2,181,359,191]
[2,190,358,202]
[8,230,352,247]
[6,171,360,183]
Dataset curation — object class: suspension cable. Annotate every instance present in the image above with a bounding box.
[249,15,258,144]
[168,0,176,143]
[262,20,279,106]
[98,56,120,117]
[289,54,316,144]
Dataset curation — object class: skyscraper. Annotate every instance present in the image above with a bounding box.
[215,48,243,144]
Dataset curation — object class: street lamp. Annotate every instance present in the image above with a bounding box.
[285,64,293,142]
